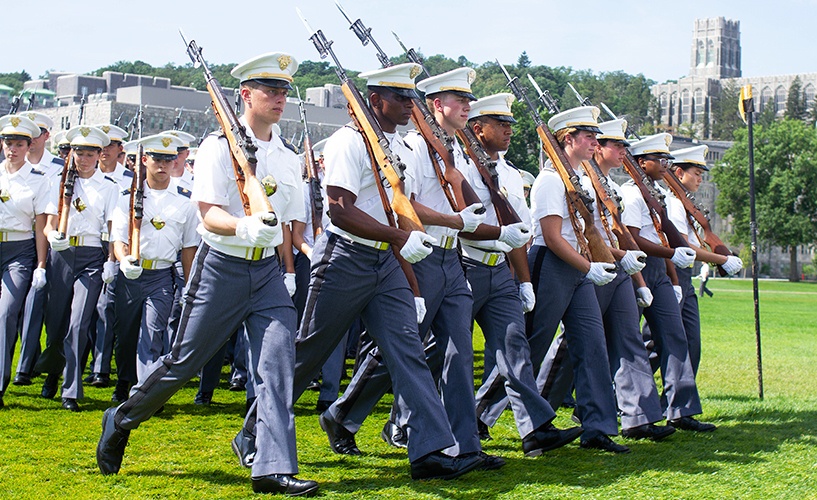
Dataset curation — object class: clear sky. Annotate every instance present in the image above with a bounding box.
[4,0,815,84]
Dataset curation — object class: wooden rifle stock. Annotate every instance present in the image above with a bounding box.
[583,159,642,252]
[298,96,324,240]
[128,145,145,262]
[56,153,77,239]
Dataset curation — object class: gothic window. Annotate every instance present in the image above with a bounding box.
[706,40,714,65]
[660,93,668,119]
[670,92,678,126]
[697,40,704,66]
[775,86,787,113]
[694,89,705,123]
[682,89,691,121]
[760,87,773,112]
[804,84,815,109]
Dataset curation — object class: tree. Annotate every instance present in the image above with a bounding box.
[710,80,743,140]
[0,71,31,92]
[517,51,531,69]
[713,119,817,281]
[785,77,806,121]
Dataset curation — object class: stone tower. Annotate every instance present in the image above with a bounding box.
[689,17,741,78]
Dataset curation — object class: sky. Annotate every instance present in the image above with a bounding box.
[4,0,816,85]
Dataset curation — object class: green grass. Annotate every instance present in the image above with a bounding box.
[2,278,816,499]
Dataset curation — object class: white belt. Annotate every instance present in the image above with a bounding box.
[434,234,456,250]
[207,241,274,261]
[0,230,33,242]
[461,245,506,267]
[140,259,174,270]
[69,235,102,247]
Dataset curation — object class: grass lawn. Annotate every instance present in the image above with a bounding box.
[1,278,815,499]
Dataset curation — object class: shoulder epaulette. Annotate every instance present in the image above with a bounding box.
[103,175,116,183]
[281,138,299,155]
[123,169,134,178]
[401,140,413,151]
[177,185,192,198]
[505,159,519,170]
[30,168,45,176]
[121,188,131,196]
[51,157,65,166]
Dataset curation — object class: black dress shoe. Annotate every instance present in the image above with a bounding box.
[319,412,361,455]
[380,419,408,449]
[522,424,584,457]
[61,398,80,412]
[251,474,319,496]
[41,373,59,399]
[194,391,213,406]
[622,423,676,441]
[306,378,321,391]
[315,399,332,413]
[669,416,717,432]
[410,451,483,480]
[580,435,630,454]
[477,420,492,441]
[111,381,130,403]
[475,451,506,470]
[97,407,130,475]
[83,373,96,384]
[231,427,256,468]
[13,373,32,386]
[90,374,111,388]
[229,379,246,392]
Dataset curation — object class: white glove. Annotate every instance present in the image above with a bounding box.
[284,272,297,297]
[31,268,47,290]
[235,215,280,247]
[498,222,531,249]
[47,230,70,252]
[723,255,743,276]
[458,203,486,233]
[586,262,617,286]
[414,296,427,324]
[495,241,513,253]
[635,287,653,308]
[671,247,696,269]
[673,285,684,303]
[399,231,436,264]
[102,261,118,284]
[620,250,647,275]
[519,282,536,313]
[120,258,143,280]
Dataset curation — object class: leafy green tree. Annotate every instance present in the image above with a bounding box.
[713,119,817,281]
[785,77,806,121]
[0,71,31,92]
[710,80,743,140]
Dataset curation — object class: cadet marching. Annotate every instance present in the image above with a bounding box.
[0,23,743,497]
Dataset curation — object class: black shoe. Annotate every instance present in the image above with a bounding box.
[319,412,361,455]
[229,379,246,392]
[306,378,321,391]
[315,400,332,413]
[41,374,59,399]
[83,373,95,383]
[97,407,130,475]
[410,451,483,480]
[475,451,506,470]
[13,373,32,386]
[622,423,676,441]
[231,428,256,468]
[111,381,129,403]
[90,374,111,388]
[380,420,408,449]
[194,391,213,406]
[669,416,717,432]
[477,420,492,441]
[522,424,584,457]
[61,398,80,412]
[571,410,582,425]
[251,474,319,496]
[580,435,630,454]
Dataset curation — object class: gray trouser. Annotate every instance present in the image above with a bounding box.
[467,256,557,440]
[115,243,300,477]
[290,233,455,462]
[91,260,117,377]
[640,256,702,419]
[535,270,664,429]
[325,246,479,457]
[36,246,105,399]
[113,268,174,385]
[16,268,45,377]
[676,266,702,375]
[1,239,35,392]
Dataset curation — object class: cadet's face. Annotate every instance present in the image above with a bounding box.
[477,117,513,152]
[100,142,123,164]
[378,91,415,127]
[678,166,705,193]
[640,156,670,180]
[436,94,471,130]
[595,141,626,170]
[248,86,288,123]
[145,155,173,183]
[2,138,30,163]
[74,149,100,176]
[565,130,598,162]
[31,129,48,150]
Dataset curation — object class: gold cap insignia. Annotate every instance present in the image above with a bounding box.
[24,113,36,120]
[161,137,172,148]
[0,188,10,203]
[505,95,514,109]
[73,197,87,212]
[10,117,20,127]
[80,127,91,137]
[409,66,421,80]
[150,216,165,230]
[261,175,278,197]
[278,55,292,71]
[664,135,672,147]
[467,69,477,85]
[101,125,111,134]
